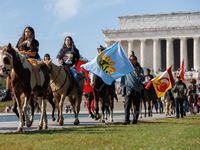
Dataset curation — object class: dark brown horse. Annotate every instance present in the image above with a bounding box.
[92,74,115,123]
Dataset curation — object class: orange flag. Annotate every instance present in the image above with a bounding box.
[180,60,184,82]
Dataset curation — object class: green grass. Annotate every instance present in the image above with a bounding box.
[0,115,200,150]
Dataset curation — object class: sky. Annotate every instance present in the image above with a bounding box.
[0,0,200,64]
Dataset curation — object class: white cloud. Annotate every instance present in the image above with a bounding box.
[43,0,126,20]
[44,0,81,20]
[58,32,76,36]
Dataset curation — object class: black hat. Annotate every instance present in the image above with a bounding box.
[44,53,50,58]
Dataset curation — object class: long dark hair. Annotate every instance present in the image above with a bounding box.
[129,51,142,69]
[56,36,79,59]
[16,26,36,50]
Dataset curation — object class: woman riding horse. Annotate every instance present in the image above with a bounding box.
[57,36,82,95]
[1,26,43,101]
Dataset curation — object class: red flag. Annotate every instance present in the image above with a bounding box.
[76,60,93,93]
[180,60,184,82]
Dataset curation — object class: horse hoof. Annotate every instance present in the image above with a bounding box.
[17,127,23,132]
[100,119,105,123]
[37,126,42,130]
[110,119,113,123]
[52,117,56,122]
[27,122,32,127]
[57,119,59,122]
[59,122,63,126]
[43,125,48,130]
[140,116,142,119]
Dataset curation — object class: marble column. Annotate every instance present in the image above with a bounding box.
[180,37,188,70]
[166,38,174,69]
[193,37,200,71]
[128,40,134,58]
[153,39,161,72]
[140,39,146,67]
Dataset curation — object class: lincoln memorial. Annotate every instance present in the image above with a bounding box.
[102,11,200,73]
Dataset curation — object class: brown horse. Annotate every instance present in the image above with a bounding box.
[0,44,50,131]
[44,60,84,125]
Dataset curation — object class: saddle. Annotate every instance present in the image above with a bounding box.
[62,64,84,95]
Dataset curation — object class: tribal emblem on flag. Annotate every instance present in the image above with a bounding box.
[154,77,170,92]
[98,52,116,76]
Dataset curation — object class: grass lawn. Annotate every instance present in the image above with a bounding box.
[0,115,200,150]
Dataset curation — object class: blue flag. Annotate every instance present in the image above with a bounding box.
[81,42,134,85]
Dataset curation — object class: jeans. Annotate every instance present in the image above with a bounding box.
[70,68,82,91]
[175,98,184,118]
[183,99,187,113]
[158,102,163,113]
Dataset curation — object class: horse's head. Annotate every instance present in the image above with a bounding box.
[0,43,14,77]
[44,59,53,72]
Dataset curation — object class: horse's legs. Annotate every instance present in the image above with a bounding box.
[100,98,105,123]
[15,93,24,132]
[12,97,19,118]
[42,98,47,129]
[22,94,32,127]
[109,95,114,122]
[37,97,43,129]
[74,95,81,125]
[143,99,147,117]
[93,91,100,120]
[58,95,65,126]
[29,97,34,125]
[48,95,56,121]
[139,98,142,118]
[148,100,151,117]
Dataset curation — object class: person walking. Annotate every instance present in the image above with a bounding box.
[172,75,187,118]
[120,51,144,125]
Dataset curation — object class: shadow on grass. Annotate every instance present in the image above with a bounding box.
[4,123,124,135]
[4,114,200,135]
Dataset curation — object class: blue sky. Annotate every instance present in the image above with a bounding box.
[0,0,200,64]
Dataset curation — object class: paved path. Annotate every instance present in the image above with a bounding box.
[0,111,186,133]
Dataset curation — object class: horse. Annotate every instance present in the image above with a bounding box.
[162,89,175,116]
[44,60,84,125]
[0,43,50,131]
[91,74,115,123]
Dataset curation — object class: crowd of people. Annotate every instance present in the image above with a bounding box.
[0,26,199,126]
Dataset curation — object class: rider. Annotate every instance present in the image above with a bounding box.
[16,26,43,96]
[0,26,42,102]
[57,36,82,95]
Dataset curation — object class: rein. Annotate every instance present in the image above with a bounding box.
[50,64,68,92]
[50,65,62,85]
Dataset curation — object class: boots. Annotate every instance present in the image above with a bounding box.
[0,89,12,102]
[37,85,43,97]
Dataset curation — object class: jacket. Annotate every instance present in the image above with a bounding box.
[171,80,187,99]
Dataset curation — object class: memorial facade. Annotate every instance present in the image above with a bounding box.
[102,12,200,72]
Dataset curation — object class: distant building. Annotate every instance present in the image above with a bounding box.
[102,11,200,72]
